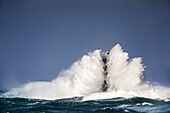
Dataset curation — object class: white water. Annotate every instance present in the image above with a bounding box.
[4,44,170,100]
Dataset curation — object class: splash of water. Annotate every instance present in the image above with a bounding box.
[3,44,170,100]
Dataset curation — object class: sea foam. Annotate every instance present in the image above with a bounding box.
[3,44,170,100]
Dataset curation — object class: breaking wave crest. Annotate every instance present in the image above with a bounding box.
[2,44,170,101]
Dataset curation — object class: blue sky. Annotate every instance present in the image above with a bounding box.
[0,0,170,89]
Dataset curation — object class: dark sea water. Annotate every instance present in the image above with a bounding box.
[1,91,170,113]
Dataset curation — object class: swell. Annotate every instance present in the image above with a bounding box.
[1,97,170,113]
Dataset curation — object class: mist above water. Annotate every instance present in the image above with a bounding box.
[3,44,170,101]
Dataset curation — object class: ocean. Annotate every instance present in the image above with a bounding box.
[1,44,170,113]
[1,95,170,113]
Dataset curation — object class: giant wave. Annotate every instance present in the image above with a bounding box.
[2,44,170,101]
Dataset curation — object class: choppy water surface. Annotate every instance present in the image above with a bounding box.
[1,96,170,113]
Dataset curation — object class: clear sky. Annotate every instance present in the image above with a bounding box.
[0,0,170,89]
